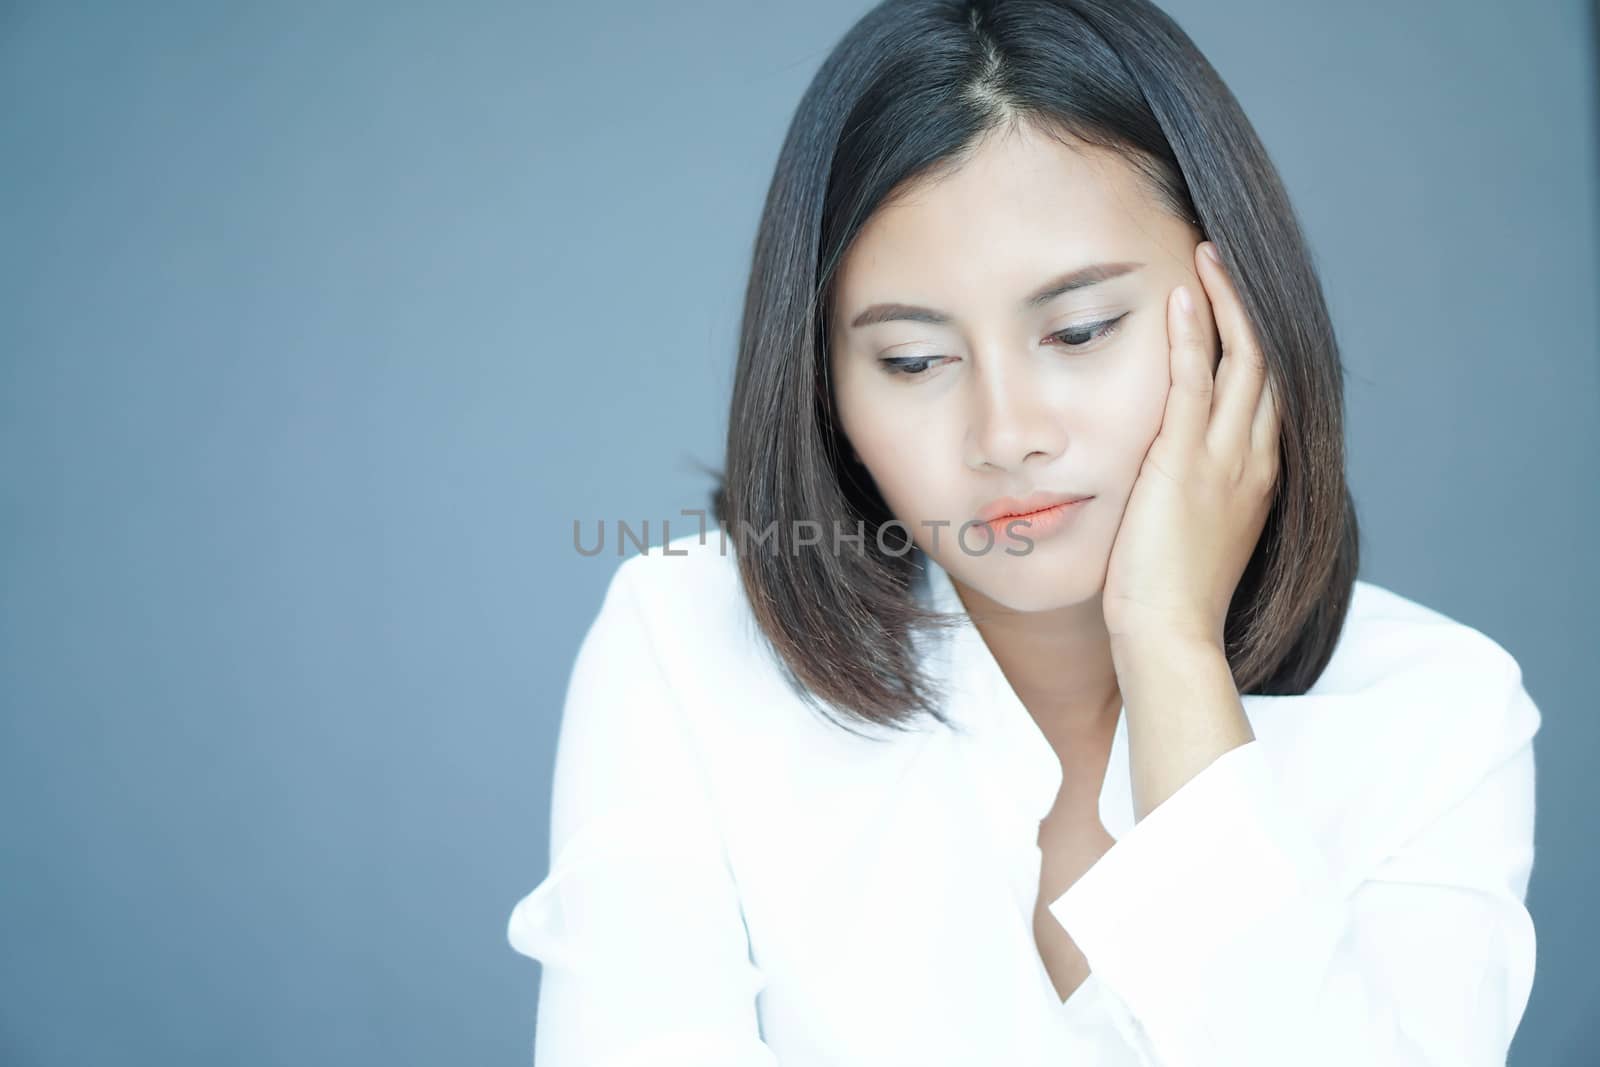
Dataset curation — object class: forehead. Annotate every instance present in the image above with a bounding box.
[834,126,1167,302]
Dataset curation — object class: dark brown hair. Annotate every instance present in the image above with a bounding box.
[703,0,1360,738]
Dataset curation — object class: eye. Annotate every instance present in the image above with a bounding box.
[877,354,954,378]
[1047,311,1131,351]
[877,312,1132,379]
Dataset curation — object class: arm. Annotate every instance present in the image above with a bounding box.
[1048,636,1540,1066]
[506,559,779,1066]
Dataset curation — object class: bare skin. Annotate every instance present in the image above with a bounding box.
[828,118,1220,743]
[1034,804,1116,1003]
[827,119,1182,1000]
[998,657,1122,1001]
[1026,694,1120,1003]
[830,116,1278,1005]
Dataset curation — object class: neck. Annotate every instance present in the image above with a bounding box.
[951,575,1122,742]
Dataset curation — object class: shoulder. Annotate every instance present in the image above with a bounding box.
[606,527,749,627]
[1305,578,1538,736]
[594,529,771,688]
[1246,578,1541,865]
[590,529,870,747]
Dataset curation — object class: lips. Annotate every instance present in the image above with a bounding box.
[976,491,1093,525]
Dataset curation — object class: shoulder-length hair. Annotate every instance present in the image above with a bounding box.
[705,0,1360,738]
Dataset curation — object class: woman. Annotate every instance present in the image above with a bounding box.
[507,1,1540,1063]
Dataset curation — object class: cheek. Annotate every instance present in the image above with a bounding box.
[1091,352,1170,490]
[851,426,951,525]
[834,370,940,517]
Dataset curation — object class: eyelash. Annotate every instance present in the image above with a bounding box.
[877,312,1131,378]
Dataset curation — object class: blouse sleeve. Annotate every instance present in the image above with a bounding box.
[505,558,779,1066]
[1047,636,1541,1066]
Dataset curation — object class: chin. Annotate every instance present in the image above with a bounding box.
[953,548,1107,615]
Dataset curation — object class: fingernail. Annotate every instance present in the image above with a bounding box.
[1201,242,1221,264]
[1176,285,1193,313]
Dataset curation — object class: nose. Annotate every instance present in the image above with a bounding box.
[964,344,1068,472]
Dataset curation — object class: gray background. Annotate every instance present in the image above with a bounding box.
[1,1,1594,1063]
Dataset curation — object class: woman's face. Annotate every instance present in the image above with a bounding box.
[828,122,1213,613]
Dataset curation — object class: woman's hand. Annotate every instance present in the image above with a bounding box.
[1100,241,1282,652]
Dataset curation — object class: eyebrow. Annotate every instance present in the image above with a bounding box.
[847,261,1145,329]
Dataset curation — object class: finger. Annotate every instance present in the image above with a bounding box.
[1162,283,1214,451]
[1195,242,1268,461]
[1250,368,1281,476]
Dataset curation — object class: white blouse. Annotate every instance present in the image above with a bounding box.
[506,531,1540,1066]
